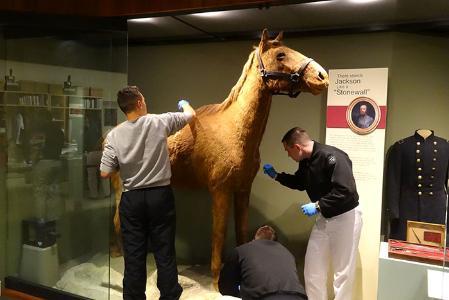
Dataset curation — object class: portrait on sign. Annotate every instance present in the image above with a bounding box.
[346,97,380,135]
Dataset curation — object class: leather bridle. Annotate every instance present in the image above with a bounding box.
[256,48,314,98]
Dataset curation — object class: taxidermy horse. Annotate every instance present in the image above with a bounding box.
[110,29,329,286]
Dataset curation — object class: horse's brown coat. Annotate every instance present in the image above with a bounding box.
[110,29,329,286]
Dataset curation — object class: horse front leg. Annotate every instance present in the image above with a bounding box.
[210,188,232,290]
[234,190,250,246]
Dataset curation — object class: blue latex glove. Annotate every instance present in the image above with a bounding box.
[301,203,318,216]
[263,163,277,179]
[178,99,190,111]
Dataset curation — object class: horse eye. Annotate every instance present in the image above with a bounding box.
[276,52,286,61]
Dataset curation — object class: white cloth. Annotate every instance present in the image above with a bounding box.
[304,207,362,300]
[15,112,24,145]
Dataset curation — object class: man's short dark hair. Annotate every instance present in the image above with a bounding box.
[254,225,277,241]
[117,86,142,114]
[281,127,311,147]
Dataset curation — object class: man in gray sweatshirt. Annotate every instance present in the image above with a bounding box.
[100,86,195,300]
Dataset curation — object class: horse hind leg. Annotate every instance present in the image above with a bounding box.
[234,190,250,245]
[110,202,123,257]
[210,188,232,290]
[110,173,123,257]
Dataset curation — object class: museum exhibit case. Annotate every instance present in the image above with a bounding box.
[1,1,449,299]
[0,17,127,299]
[378,128,449,300]
[125,1,449,300]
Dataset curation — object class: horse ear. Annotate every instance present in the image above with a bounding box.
[274,31,283,42]
[259,28,270,52]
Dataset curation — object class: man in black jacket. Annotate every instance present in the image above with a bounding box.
[263,127,362,300]
[219,225,307,300]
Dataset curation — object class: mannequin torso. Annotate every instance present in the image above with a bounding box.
[416,129,432,139]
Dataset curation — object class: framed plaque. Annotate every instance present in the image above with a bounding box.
[406,220,446,247]
[346,96,381,135]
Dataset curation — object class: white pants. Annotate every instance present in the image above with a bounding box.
[304,208,362,300]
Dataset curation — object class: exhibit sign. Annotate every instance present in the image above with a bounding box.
[427,270,449,299]
[326,68,388,300]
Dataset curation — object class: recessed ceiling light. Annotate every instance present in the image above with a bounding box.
[347,0,381,3]
[128,17,158,23]
[305,0,334,5]
[190,11,228,18]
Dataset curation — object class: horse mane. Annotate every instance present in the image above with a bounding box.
[196,49,257,115]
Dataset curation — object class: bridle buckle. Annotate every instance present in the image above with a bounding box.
[290,73,300,83]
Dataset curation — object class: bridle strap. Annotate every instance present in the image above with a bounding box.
[256,48,314,98]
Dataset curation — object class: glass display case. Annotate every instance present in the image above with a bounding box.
[125,2,449,299]
[0,20,127,299]
[1,2,449,300]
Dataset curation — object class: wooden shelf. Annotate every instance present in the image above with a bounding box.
[0,90,48,95]
[51,94,101,99]
[0,104,48,108]
[51,107,102,110]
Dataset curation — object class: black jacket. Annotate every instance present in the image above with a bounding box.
[386,131,449,240]
[218,239,306,300]
[42,122,64,160]
[276,141,359,218]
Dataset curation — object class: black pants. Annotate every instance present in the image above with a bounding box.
[119,185,182,300]
[261,294,308,300]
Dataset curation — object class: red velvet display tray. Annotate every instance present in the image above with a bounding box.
[388,239,449,266]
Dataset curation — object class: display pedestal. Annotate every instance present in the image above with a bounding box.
[19,244,59,286]
[378,241,448,300]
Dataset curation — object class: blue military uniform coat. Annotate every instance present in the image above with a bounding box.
[386,131,449,241]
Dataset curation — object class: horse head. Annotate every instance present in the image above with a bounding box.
[257,29,329,96]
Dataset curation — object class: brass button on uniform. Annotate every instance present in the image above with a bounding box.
[429,183,433,187]
[418,175,422,180]
[418,167,422,171]
[433,158,437,161]
[429,192,434,195]
[417,142,421,145]
[434,149,438,153]
[417,158,421,162]
[434,141,437,145]
[418,184,422,188]
[418,191,422,195]
[431,175,435,179]
[432,167,436,171]
[416,150,420,154]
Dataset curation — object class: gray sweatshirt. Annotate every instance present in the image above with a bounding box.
[100,112,191,191]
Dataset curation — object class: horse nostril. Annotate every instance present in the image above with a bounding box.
[318,72,325,80]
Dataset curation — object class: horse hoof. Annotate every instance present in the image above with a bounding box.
[212,280,219,291]
[109,245,123,257]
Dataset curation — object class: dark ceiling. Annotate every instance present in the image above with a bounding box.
[127,0,449,45]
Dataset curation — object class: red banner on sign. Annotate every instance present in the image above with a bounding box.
[326,106,387,129]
